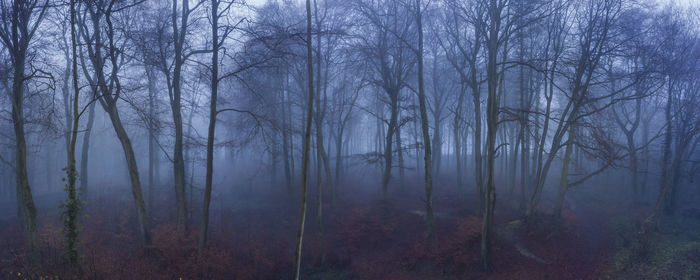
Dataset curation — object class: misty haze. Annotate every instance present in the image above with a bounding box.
[0,0,699,279]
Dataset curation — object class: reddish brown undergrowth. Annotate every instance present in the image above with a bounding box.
[0,180,621,279]
[0,193,293,280]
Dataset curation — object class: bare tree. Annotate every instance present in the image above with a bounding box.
[351,0,414,199]
[78,0,151,245]
[294,0,315,277]
[414,0,435,246]
[166,0,206,233]
[0,0,49,261]
[439,0,486,206]
[62,0,81,265]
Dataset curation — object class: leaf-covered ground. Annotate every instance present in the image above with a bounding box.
[0,179,697,279]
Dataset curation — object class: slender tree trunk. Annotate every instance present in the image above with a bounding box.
[79,99,95,203]
[294,0,315,277]
[282,70,292,192]
[519,112,529,212]
[509,132,520,198]
[416,0,435,246]
[62,48,73,170]
[313,1,326,258]
[397,120,405,185]
[413,99,421,176]
[641,117,650,199]
[471,81,483,211]
[527,53,558,217]
[64,1,81,264]
[199,0,219,255]
[171,0,189,233]
[454,81,465,192]
[381,96,398,199]
[482,0,500,270]
[146,66,157,212]
[104,104,152,244]
[656,78,674,219]
[628,133,638,203]
[666,153,682,215]
[433,114,441,178]
[553,124,575,218]
[184,100,196,221]
[334,126,344,191]
[82,1,152,245]
[287,72,295,184]
[11,49,39,263]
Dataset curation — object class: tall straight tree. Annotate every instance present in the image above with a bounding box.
[198,0,271,254]
[199,0,221,255]
[167,0,206,233]
[62,0,81,265]
[294,0,315,277]
[79,91,95,202]
[0,0,49,261]
[199,0,229,255]
[414,0,434,246]
[481,0,501,271]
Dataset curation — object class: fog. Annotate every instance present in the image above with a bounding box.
[0,0,699,279]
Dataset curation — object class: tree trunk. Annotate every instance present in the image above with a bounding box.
[553,124,575,218]
[64,1,81,263]
[199,0,219,255]
[146,66,157,212]
[381,96,398,199]
[657,78,674,219]
[334,126,344,191]
[432,113,441,179]
[11,52,39,262]
[482,0,500,270]
[313,0,326,259]
[454,81,465,192]
[397,119,405,185]
[103,104,152,245]
[62,45,73,170]
[416,0,435,246]
[282,70,293,192]
[171,0,189,233]
[471,77,484,212]
[80,99,95,202]
[81,0,152,245]
[294,0,315,277]
[628,133,639,203]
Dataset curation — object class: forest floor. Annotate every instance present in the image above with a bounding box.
[0,178,698,279]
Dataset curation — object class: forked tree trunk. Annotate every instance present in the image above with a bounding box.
[81,1,152,245]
